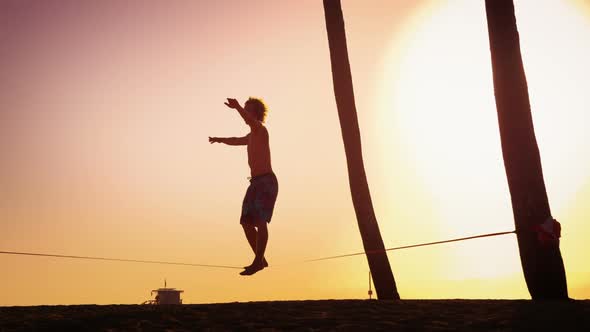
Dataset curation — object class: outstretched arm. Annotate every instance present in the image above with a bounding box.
[209,134,249,146]
[224,98,261,129]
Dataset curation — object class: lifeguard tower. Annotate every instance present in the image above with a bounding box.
[143,279,184,305]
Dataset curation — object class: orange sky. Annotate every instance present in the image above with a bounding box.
[1,0,589,305]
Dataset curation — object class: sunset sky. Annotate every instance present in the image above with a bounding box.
[1,0,589,305]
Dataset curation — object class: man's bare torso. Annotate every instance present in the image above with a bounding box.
[247,125,273,177]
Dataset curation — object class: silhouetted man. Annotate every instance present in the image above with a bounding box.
[209,97,278,276]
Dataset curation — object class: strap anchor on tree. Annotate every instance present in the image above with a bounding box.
[532,217,561,247]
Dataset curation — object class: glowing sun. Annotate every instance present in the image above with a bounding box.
[376,0,590,281]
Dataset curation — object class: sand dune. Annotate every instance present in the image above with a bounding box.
[1,299,589,331]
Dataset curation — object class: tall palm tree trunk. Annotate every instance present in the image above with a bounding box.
[323,0,399,300]
[484,0,568,300]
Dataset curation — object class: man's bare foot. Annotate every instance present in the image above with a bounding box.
[239,261,265,276]
[244,259,268,269]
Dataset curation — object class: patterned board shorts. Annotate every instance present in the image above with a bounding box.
[240,172,279,225]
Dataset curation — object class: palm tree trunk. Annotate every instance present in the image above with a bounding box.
[322,0,400,300]
[484,0,568,300]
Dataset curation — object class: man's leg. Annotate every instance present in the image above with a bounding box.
[241,222,268,268]
[240,220,268,275]
[254,221,268,266]
[241,223,257,254]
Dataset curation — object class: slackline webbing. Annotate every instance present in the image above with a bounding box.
[0,230,516,269]
[304,230,517,262]
[0,250,242,270]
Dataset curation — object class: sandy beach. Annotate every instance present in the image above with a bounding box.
[1,299,589,331]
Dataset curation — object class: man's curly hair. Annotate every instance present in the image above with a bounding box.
[245,97,269,123]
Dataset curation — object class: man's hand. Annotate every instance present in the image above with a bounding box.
[209,136,221,144]
[223,97,259,129]
[224,98,241,110]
